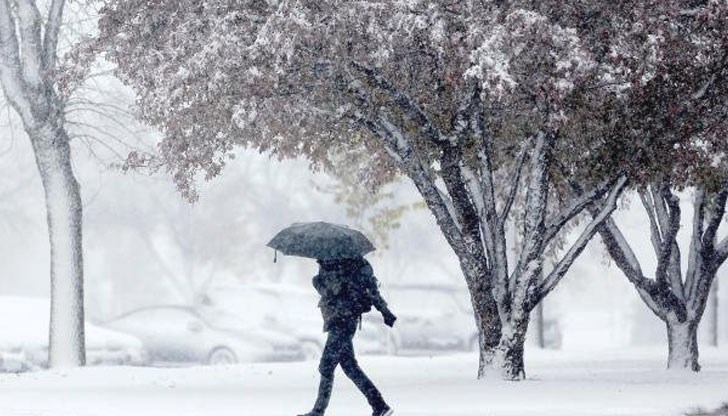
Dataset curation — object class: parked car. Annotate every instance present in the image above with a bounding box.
[0,296,147,372]
[383,285,479,353]
[102,305,304,366]
[0,350,28,373]
[200,283,390,359]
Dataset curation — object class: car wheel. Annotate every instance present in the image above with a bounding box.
[301,341,322,361]
[208,347,238,365]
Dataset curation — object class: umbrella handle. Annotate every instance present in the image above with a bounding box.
[274,249,278,263]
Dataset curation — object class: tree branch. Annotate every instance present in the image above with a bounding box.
[471,91,509,306]
[687,183,728,308]
[691,74,716,100]
[349,109,401,161]
[686,188,706,293]
[537,176,628,303]
[440,144,490,276]
[657,183,684,299]
[373,112,466,254]
[714,235,728,266]
[460,163,494,264]
[0,0,33,122]
[597,214,680,318]
[572,178,687,321]
[642,182,682,295]
[638,188,664,260]
[449,83,478,143]
[15,0,44,87]
[701,181,728,253]
[350,61,448,144]
[566,176,645,284]
[510,131,553,298]
[497,144,528,227]
[542,178,612,249]
[343,73,466,255]
[43,0,65,70]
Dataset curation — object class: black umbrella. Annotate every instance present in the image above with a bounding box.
[267,221,375,260]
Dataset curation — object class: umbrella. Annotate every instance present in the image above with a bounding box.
[267,221,375,260]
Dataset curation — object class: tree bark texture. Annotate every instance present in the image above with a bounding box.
[32,123,86,367]
[0,0,85,367]
[666,318,700,371]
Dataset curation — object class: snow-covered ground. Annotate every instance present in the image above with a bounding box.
[1,347,726,416]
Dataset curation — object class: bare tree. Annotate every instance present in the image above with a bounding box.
[0,0,85,366]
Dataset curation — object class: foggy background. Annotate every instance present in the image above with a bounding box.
[1,111,726,351]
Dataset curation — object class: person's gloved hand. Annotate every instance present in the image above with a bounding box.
[382,310,397,327]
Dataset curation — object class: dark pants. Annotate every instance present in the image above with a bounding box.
[311,319,387,414]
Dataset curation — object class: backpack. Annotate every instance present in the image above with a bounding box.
[347,260,378,316]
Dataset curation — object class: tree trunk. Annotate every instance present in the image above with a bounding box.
[31,124,86,367]
[471,284,501,378]
[534,295,545,348]
[666,319,700,372]
[494,317,529,380]
[709,279,719,347]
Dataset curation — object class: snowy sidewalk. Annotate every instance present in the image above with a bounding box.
[0,348,726,416]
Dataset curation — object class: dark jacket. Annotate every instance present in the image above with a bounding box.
[313,258,389,332]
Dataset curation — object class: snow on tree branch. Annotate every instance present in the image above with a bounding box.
[466,9,595,109]
[16,0,44,87]
[0,0,33,121]
[538,175,627,302]
[497,145,528,227]
[701,182,728,251]
[542,178,612,249]
[351,61,448,145]
[43,0,65,69]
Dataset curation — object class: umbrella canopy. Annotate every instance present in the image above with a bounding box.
[267,222,375,260]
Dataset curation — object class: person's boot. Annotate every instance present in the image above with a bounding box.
[372,405,393,416]
[298,375,333,416]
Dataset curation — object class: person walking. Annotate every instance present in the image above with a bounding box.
[298,256,396,416]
